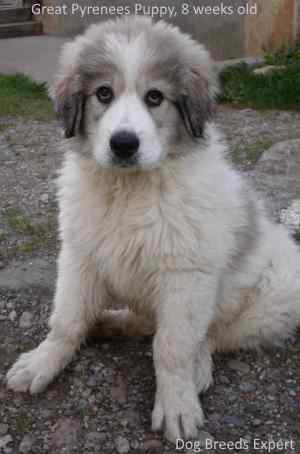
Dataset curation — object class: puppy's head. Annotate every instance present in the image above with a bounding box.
[51,16,218,170]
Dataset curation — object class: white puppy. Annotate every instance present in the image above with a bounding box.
[7,16,300,444]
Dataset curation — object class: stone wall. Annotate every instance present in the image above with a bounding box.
[36,0,298,60]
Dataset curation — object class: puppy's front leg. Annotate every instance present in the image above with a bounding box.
[7,247,103,394]
[152,271,217,443]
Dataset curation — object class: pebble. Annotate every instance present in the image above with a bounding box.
[0,424,8,435]
[223,415,242,426]
[40,193,49,204]
[0,435,13,449]
[142,439,163,450]
[198,431,215,447]
[228,359,250,374]
[19,435,34,453]
[19,311,33,328]
[219,375,230,385]
[9,310,17,322]
[115,436,130,454]
[252,418,261,427]
[85,432,106,448]
[239,383,257,393]
[110,382,128,404]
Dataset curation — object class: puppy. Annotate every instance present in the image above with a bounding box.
[7,16,300,443]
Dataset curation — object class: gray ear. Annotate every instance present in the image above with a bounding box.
[51,77,84,138]
[58,91,84,139]
[176,70,216,138]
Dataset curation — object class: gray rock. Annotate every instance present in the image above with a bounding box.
[0,435,13,449]
[110,381,127,404]
[19,435,34,453]
[19,311,33,328]
[0,142,12,162]
[252,418,262,427]
[115,436,130,454]
[51,418,79,451]
[85,432,106,448]
[239,383,257,393]
[0,424,8,436]
[197,431,215,448]
[8,310,17,322]
[228,359,250,374]
[248,139,300,219]
[223,415,243,426]
[253,65,286,75]
[142,439,163,450]
[39,193,49,204]
[0,258,55,290]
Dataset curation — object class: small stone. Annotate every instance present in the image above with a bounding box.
[197,431,215,448]
[142,439,163,450]
[19,435,34,453]
[223,415,242,426]
[115,436,130,454]
[253,65,286,75]
[0,424,8,435]
[110,381,127,404]
[0,435,13,449]
[253,418,261,427]
[85,432,106,447]
[219,375,230,385]
[19,311,33,328]
[228,359,250,374]
[40,193,49,204]
[9,310,17,322]
[239,383,257,393]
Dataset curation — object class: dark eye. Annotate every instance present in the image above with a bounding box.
[96,85,114,104]
[145,89,164,107]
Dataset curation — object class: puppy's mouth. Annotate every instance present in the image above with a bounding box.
[111,155,139,168]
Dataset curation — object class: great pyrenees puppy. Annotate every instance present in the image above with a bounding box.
[7,16,300,443]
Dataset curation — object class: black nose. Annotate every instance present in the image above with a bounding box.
[110,131,139,159]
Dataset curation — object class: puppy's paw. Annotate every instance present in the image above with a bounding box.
[151,385,205,444]
[6,339,73,394]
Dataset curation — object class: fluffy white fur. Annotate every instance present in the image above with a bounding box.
[6,16,300,444]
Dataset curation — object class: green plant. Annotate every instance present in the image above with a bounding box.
[219,61,300,111]
[0,73,54,119]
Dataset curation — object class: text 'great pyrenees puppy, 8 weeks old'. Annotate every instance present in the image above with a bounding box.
[7,16,300,443]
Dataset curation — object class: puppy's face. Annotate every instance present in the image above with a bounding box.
[52,17,217,170]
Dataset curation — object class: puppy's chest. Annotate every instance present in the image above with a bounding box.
[86,192,201,295]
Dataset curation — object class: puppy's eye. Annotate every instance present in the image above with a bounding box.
[96,86,114,104]
[145,89,164,107]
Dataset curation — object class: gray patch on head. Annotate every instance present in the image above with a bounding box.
[135,19,217,138]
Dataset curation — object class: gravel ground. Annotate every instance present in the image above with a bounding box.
[0,106,299,454]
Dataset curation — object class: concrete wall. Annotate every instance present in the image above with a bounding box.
[36,0,297,60]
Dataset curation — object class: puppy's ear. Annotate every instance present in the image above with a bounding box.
[177,52,218,139]
[50,77,84,139]
[50,38,87,138]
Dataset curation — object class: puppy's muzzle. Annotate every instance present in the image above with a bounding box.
[110,130,140,163]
